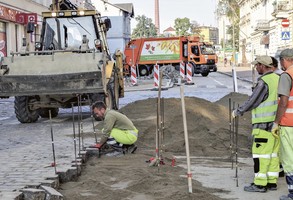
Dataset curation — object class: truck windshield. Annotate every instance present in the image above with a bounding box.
[200,45,215,55]
[43,16,97,50]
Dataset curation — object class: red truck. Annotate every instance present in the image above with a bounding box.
[124,35,218,77]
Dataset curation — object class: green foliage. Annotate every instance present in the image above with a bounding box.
[216,0,240,51]
[190,20,201,36]
[132,15,157,38]
[174,17,191,36]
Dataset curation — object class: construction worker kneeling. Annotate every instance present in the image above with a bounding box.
[92,101,138,157]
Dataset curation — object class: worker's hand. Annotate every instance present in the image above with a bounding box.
[231,110,238,118]
[271,122,279,139]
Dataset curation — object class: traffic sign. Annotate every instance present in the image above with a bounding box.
[282,31,290,40]
[281,19,290,27]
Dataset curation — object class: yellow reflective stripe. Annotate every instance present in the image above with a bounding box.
[252,154,271,159]
[255,173,267,178]
[258,100,278,107]
[287,172,293,176]
[267,172,279,177]
[271,153,278,158]
[252,111,276,118]
[129,130,138,137]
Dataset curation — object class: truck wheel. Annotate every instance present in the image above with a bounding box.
[14,96,39,123]
[139,65,149,76]
[39,108,59,118]
[201,71,209,77]
[213,66,218,72]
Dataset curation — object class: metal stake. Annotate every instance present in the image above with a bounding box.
[71,103,78,176]
[87,95,98,143]
[229,98,232,166]
[77,95,81,155]
[49,110,57,174]
[235,114,239,187]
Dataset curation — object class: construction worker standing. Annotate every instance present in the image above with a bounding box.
[272,49,293,200]
[92,101,138,156]
[232,55,280,192]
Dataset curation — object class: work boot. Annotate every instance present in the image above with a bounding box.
[127,144,137,154]
[105,150,123,157]
[267,183,277,191]
[123,144,137,154]
[244,183,267,193]
[280,195,293,200]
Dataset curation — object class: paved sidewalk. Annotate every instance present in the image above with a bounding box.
[217,63,257,84]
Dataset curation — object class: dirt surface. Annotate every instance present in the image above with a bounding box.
[59,92,252,200]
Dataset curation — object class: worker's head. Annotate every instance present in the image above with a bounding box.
[270,56,278,69]
[92,101,107,119]
[279,48,293,71]
[251,55,274,75]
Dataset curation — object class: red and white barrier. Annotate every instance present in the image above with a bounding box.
[131,65,137,86]
[180,61,185,80]
[185,63,194,85]
[154,63,159,87]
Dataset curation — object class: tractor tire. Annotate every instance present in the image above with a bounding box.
[105,86,115,110]
[113,72,120,110]
[39,108,59,118]
[14,96,39,123]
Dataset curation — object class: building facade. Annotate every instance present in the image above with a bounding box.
[238,0,293,65]
[0,0,51,56]
[93,0,134,55]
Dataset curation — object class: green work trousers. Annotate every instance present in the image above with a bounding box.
[110,128,138,145]
[252,128,280,186]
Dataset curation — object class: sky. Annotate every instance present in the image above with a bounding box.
[107,0,218,32]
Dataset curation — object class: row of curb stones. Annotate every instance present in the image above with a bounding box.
[0,150,88,200]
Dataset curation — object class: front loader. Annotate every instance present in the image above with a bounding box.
[0,0,124,123]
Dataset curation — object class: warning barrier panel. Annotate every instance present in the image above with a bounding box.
[131,65,138,86]
[180,61,185,79]
[154,64,159,87]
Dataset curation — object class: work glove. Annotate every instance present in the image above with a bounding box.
[94,143,102,148]
[231,110,238,118]
[271,122,280,139]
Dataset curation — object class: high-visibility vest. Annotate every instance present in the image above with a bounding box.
[252,73,279,124]
[280,68,293,126]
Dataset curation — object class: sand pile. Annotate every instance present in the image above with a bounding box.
[120,92,251,157]
[60,92,253,200]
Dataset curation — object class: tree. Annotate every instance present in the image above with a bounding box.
[132,15,157,38]
[216,0,240,51]
[190,20,201,36]
[174,17,191,36]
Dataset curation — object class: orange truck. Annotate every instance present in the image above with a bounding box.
[124,35,218,77]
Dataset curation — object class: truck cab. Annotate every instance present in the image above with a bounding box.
[189,42,217,76]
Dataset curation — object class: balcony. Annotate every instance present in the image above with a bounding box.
[254,20,270,31]
[272,0,292,18]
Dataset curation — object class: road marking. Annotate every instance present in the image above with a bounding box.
[209,76,225,86]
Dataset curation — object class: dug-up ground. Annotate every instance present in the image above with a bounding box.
[59,92,287,200]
